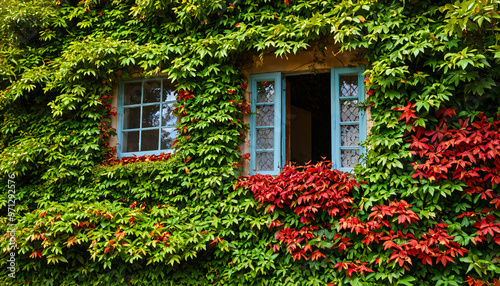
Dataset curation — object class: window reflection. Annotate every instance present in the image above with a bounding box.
[161,128,177,149]
[142,105,160,128]
[143,80,161,103]
[121,79,177,154]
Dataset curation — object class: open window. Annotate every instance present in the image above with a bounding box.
[117,79,177,158]
[249,67,366,174]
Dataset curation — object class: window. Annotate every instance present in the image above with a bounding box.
[117,79,177,158]
[249,67,366,174]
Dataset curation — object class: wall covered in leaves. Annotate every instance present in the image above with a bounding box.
[0,0,499,285]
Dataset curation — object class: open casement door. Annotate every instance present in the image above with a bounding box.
[249,72,283,175]
[249,67,365,175]
[331,67,366,173]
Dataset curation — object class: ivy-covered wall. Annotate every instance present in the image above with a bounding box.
[0,0,499,285]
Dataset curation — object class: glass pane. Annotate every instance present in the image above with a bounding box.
[257,81,275,102]
[339,74,358,97]
[341,100,359,122]
[124,82,142,105]
[256,152,274,171]
[163,81,177,101]
[256,128,274,149]
[341,125,359,146]
[123,131,139,152]
[162,103,176,126]
[256,105,274,126]
[141,129,159,151]
[123,107,140,129]
[161,128,177,150]
[142,105,160,128]
[143,80,161,103]
[341,149,360,168]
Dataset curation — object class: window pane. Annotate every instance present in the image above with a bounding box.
[142,105,160,128]
[341,149,360,168]
[163,81,177,101]
[123,107,141,129]
[339,74,358,97]
[143,80,161,103]
[256,128,274,149]
[341,125,359,146]
[341,100,359,122]
[141,129,159,151]
[162,103,176,126]
[123,131,139,152]
[256,105,274,126]
[124,82,142,105]
[257,81,274,102]
[161,128,176,150]
[256,152,274,171]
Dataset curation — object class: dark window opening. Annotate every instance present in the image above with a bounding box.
[286,73,331,166]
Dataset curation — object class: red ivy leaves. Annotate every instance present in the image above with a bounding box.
[369,200,420,226]
[236,161,358,224]
[472,216,500,246]
[410,110,500,206]
[436,108,456,118]
[465,276,500,286]
[177,89,194,104]
[274,226,319,260]
[236,159,473,276]
[29,249,43,259]
[236,161,358,261]
[105,152,171,166]
[334,261,374,278]
[393,102,417,124]
[337,201,465,270]
[382,223,468,269]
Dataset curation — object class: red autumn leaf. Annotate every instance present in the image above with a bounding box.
[490,197,500,208]
[114,232,126,240]
[410,135,431,150]
[436,255,454,267]
[436,108,456,118]
[334,262,348,271]
[29,250,43,259]
[347,266,355,278]
[419,253,433,265]
[355,263,374,275]
[382,240,399,250]
[394,102,417,124]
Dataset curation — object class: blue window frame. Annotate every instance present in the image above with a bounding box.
[249,67,365,175]
[117,79,177,158]
[249,73,283,175]
[331,67,366,172]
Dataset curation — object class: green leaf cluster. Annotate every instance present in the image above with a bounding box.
[0,0,499,284]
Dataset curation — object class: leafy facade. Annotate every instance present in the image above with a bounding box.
[0,0,499,285]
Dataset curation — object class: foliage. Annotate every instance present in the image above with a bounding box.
[237,161,484,285]
[0,0,499,284]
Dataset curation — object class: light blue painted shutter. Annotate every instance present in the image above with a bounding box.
[249,73,282,175]
[331,67,366,172]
